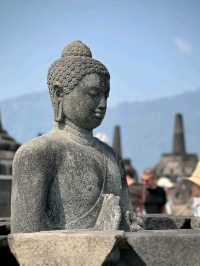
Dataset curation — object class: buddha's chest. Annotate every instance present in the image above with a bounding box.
[51,144,106,215]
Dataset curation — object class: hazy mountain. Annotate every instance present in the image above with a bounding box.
[0,89,200,173]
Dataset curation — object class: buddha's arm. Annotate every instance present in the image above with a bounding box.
[105,153,130,230]
[117,157,131,231]
[11,146,48,233]
[117,158,143,232]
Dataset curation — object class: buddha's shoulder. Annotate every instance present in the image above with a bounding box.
[13,133,56,162]
[13,130,73,161]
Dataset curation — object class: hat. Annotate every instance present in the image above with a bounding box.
[188,162,200,187]
[157,177,174,188]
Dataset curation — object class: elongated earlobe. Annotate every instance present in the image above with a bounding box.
[54,85,64,122]
[55,99,63,122]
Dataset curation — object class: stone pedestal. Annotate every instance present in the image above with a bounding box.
[126,230,200,266]
[8,229,200,266]
[8,230,124,266]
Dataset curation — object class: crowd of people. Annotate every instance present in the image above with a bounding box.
[126,163,200,217]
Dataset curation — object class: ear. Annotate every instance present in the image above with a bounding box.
[53,83,64,122]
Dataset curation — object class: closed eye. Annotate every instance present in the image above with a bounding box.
[88,88,100,97]
[88,92,99,98]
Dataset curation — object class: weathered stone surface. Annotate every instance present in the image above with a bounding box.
[8,230,124,266]
[0,114,20,178]
[140,214,192,230]
[11,41,130,233]
[94,194,121,230]
[0,114,19,222]
[0,175,11,217]
[173,113,186,155]
[191,216,200,229]
[0,115,20,154]
[112,126,122,158]
[0,217,10,235]
[140,214,200,230]
[154,113,198,181]
[126,230,200,266]
[9,230,200,266]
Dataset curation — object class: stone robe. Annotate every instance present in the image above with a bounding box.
[11,126,129,233]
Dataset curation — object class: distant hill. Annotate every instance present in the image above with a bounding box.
[0,89,200,173]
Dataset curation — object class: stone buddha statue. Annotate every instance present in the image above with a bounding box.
[11,41,130,233]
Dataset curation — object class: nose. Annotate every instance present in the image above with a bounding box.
[97,97,107,112]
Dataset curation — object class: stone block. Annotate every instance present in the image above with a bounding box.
[140,214,192,230]
[126,230,200,266]
[191,216,200,229]
[8,229,200,266]
[0,175,11,217]
[8,230,124,266]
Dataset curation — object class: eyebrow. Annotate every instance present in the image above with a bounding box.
[87,86,109,92]
[88,86,99,90]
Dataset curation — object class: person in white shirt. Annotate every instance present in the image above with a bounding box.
[157,177,175,215]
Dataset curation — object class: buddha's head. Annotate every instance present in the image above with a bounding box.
[47,41,110,130]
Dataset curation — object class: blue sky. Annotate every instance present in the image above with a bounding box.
[0,0,200,106]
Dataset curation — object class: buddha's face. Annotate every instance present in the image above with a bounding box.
[61,73,110,130]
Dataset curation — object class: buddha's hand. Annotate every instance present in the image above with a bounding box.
[94,194,121,230]
[127,211,144,232]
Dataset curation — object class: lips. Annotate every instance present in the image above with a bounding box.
[94,111,105,119]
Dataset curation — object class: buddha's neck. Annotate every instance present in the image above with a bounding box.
[54,120,95,145]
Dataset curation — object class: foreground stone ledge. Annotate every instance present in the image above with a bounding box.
[8,229,200,266]
[126,229,200,266]
[8,230,124,266]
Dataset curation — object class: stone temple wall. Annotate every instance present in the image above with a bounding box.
[0,176,11,217]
